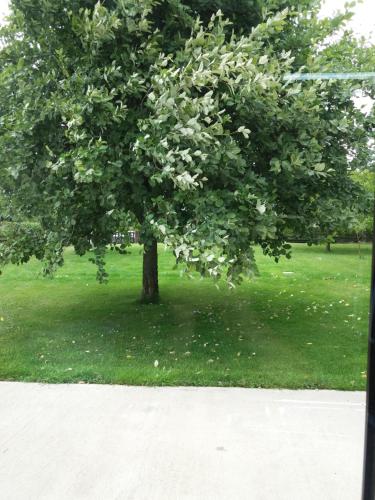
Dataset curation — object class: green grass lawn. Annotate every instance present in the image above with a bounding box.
[0,243,371,389]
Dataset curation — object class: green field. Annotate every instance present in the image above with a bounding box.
[0,243,371,389]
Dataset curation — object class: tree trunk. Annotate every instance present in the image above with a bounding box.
[141,239,159,303]
[326,241,331,252]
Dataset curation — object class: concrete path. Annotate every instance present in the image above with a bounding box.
[0,383,365,500]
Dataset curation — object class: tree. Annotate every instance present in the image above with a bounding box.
[292,167,374,253]
[350,169,375,251]
[0,0,374,302]
[302,197,368,252]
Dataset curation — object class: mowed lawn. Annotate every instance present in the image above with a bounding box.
[0,243,371,389]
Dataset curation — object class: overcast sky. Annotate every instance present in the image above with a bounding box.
[320,0,375,42]
[0,0,374,41]
[0,0,8,22]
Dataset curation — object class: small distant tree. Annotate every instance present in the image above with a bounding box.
[300,167,374,253]
[0,1,374,302]
[302,198,358,252]
[350,169,375,254]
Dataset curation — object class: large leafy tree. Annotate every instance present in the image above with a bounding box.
[0,0,373,302]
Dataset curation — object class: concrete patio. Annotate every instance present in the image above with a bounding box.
[0,382,365,499]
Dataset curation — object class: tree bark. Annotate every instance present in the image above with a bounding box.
[326,241,331,252]
[141,239,159,303]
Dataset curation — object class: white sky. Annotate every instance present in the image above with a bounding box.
[320,0,375,43]
[0,0,7,23]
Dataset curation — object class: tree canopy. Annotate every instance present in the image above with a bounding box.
[0,0,374,301]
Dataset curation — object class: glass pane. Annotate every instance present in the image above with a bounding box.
[0,1,373,499]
